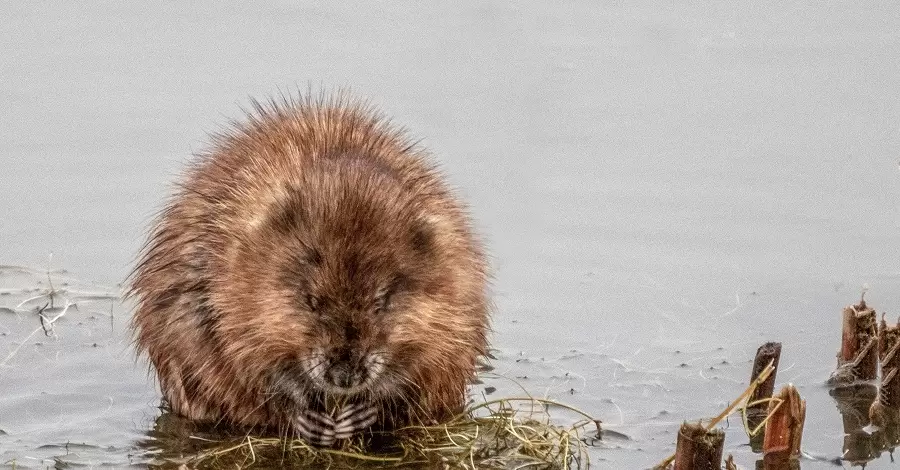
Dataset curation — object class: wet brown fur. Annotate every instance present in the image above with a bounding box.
[128,93,489,436]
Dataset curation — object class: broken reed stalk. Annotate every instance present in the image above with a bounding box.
[748,343,782,411]
[673,422,724,470]
[830,299,878,384]
[747,342,781,452]
[655,362,775,469]
[870,316,900,427]
[724,454,737,470]
[762,384,806,466]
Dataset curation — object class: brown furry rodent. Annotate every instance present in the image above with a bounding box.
[128,94,489,445]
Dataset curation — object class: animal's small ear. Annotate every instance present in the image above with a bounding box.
[410,216,439,258]
[303,248,323,266]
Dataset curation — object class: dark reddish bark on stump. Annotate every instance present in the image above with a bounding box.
[748,342,782,452]
[829,300,878,385]
[673,422,724,470]
[763,385,806,466]
[749,342,782,407]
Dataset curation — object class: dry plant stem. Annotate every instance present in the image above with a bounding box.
[725,454,737,470]
[673,422,724,470]
[0,301,74,367]
[762,384,806,465]
[0,323,44,368]
[837,300,878,382]
[655,363,775,469]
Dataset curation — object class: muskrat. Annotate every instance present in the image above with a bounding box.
[128,94,489,445]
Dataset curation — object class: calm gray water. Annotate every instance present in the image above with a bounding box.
[2,2,900,468]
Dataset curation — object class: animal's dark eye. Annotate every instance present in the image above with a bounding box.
[373,276,409,314]
[373,291,391,314]
[306,294,320,311]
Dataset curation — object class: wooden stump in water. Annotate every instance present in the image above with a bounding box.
[762,385,806,467]
[870,316,900,427]
[747,342,782,452]
[673,422,724,470]
[829,300,878,385]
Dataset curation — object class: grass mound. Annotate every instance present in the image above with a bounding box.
[156,398,600,469]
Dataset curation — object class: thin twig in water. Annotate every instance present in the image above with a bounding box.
[0,325,45,368]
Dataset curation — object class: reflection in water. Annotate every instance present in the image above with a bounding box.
[138,409,435,469]
[829,383,884,466]
[138,408,219,465]
[755,458,801,470]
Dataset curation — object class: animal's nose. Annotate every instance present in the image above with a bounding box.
[327,363,355,388]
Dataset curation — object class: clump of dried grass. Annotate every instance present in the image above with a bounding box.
[159,397,599,469]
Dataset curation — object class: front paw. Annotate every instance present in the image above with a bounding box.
[293,410,338,446]
[333,402,379,439]
[293,403,378,445]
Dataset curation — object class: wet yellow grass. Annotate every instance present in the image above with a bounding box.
[162,397,599,469]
